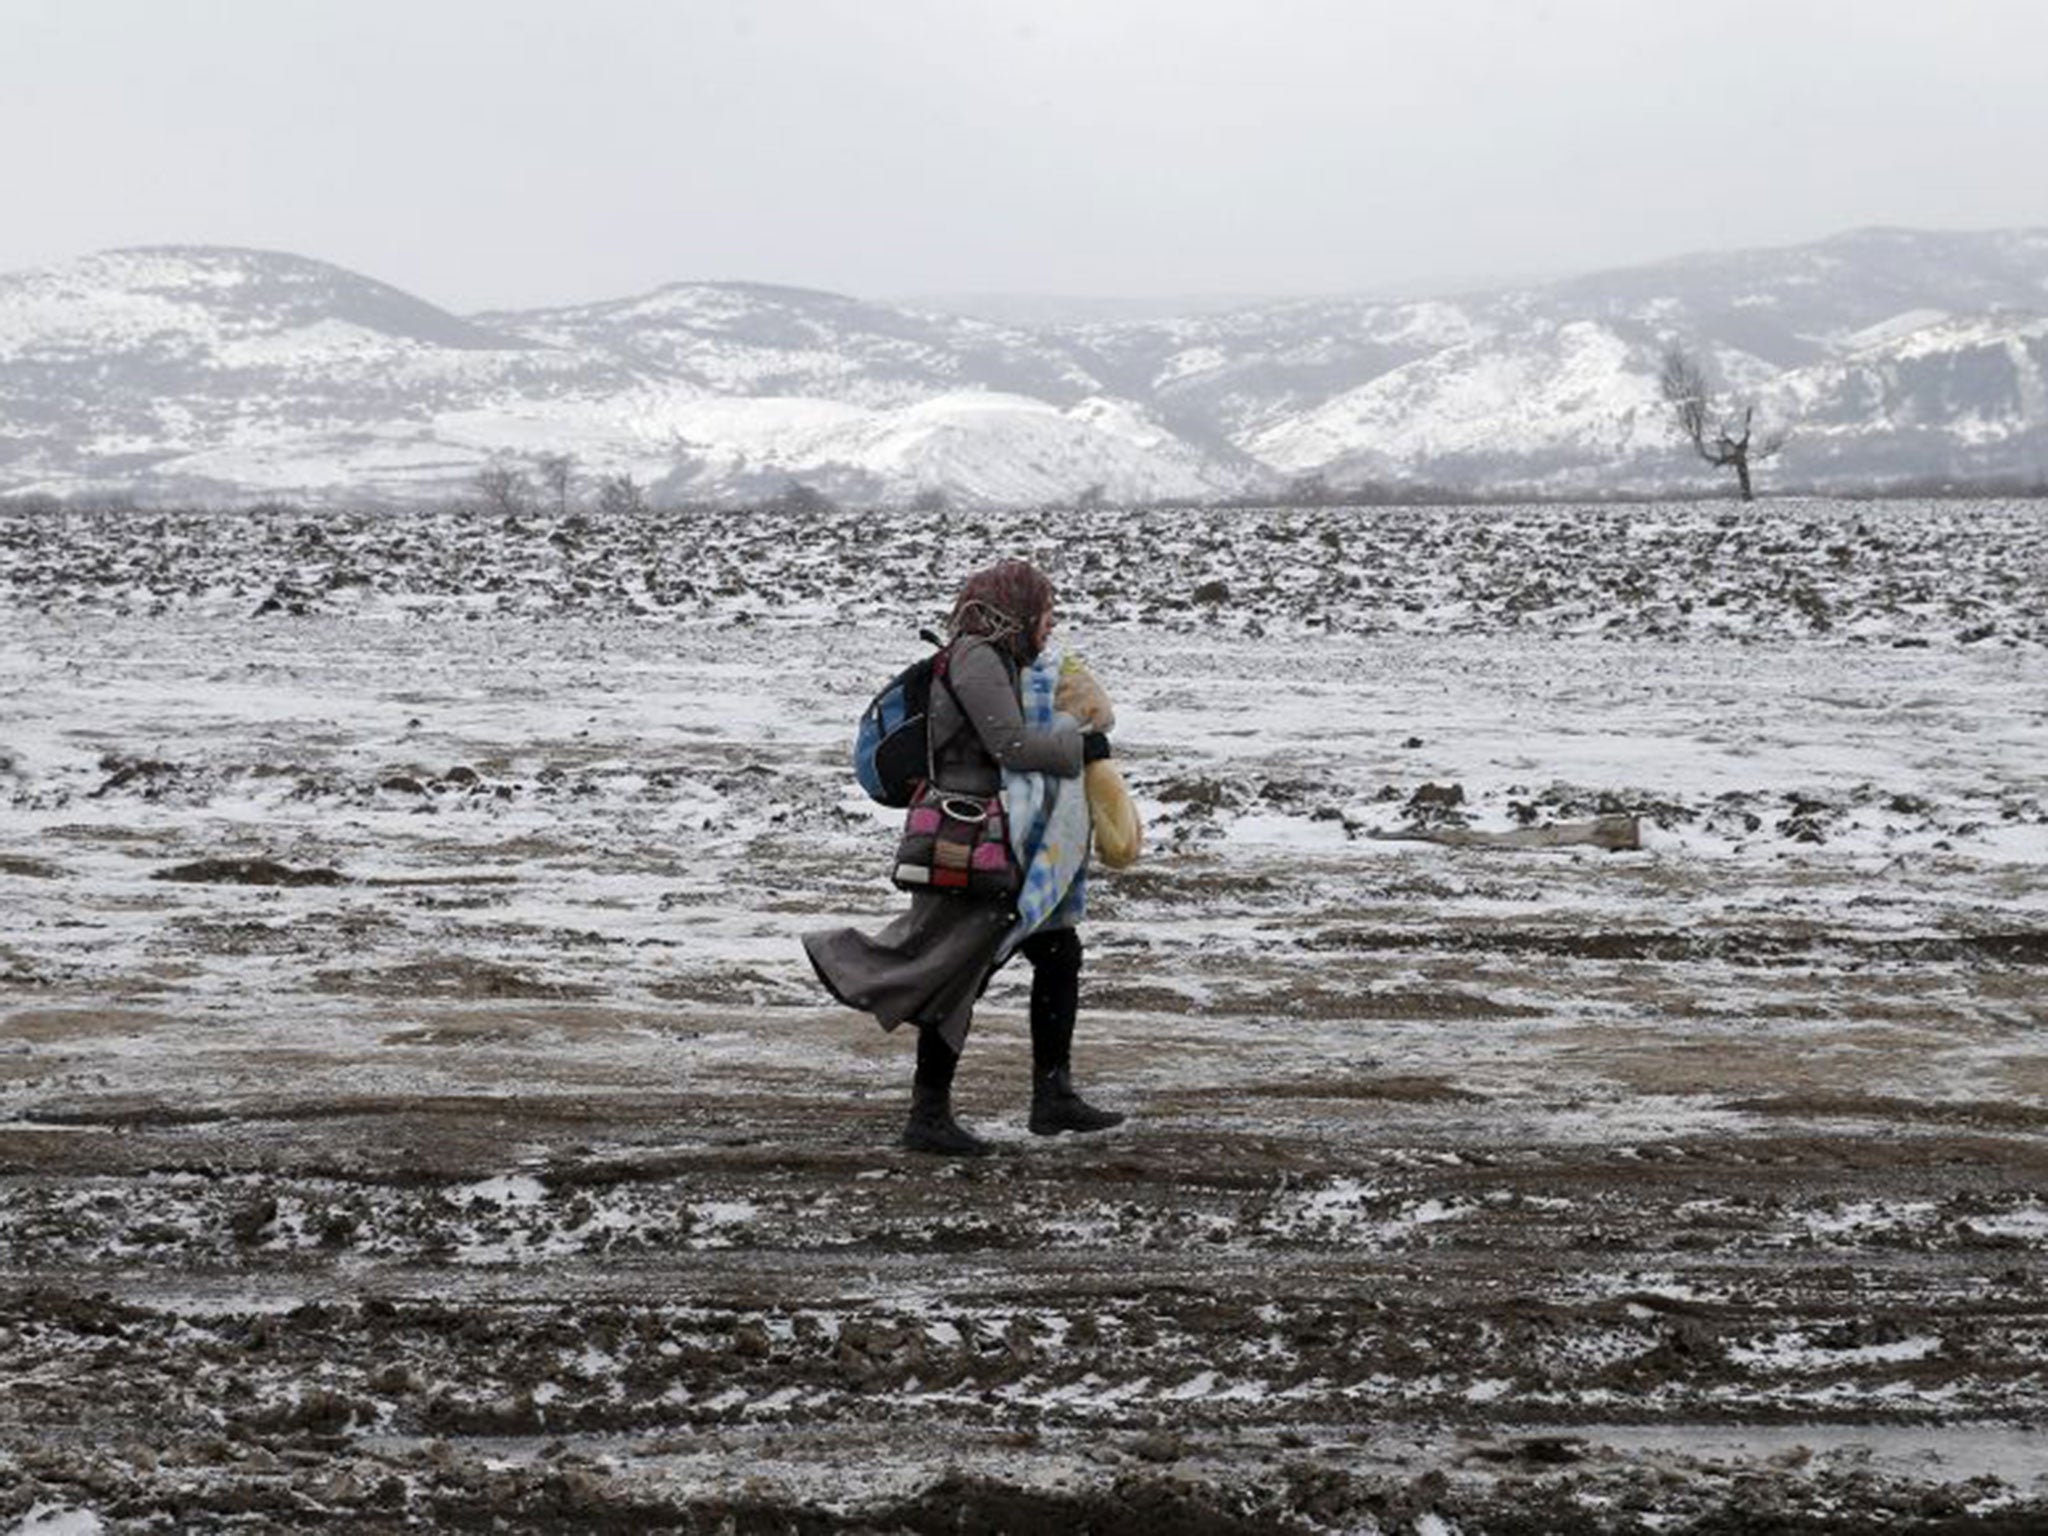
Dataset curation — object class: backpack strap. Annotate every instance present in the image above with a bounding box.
[923,629,978,791]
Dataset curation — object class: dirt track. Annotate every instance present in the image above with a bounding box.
[7,861,2048,1532]
[5,503,2048,1531]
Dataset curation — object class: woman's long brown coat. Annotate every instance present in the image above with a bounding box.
[803,634,1084,1051]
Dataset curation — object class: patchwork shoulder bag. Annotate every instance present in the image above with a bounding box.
[889,650,1021,900]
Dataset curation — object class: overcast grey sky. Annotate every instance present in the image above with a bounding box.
[5,0,2046,311]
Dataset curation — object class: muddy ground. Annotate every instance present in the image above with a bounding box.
[3,502,2047,1532]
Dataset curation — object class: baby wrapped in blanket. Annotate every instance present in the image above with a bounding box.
[1053,655,1142,870]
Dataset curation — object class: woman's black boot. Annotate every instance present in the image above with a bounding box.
[903,1085,993,1157]
[903,1026,991,1156]
[1029,1067,1125,1135]
[1021,930,1123,1134]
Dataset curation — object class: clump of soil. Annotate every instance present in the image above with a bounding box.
[154,857,346,886]
[315,955,595,1000]
[1406,781,1469,827]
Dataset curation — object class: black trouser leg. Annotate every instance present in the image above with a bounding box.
[914,1025,959,1097]
[1021,928,1082,1077]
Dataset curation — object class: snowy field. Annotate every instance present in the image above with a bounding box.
[3,499,2047,1533]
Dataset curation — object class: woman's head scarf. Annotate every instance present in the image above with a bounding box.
[948,559,1055,663]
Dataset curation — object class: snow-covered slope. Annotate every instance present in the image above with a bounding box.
[1775,311,2048,484]
[2,229,2047,505]
[479,282,1101,408]
[0,247,640,500]
[1246,320,1671,487]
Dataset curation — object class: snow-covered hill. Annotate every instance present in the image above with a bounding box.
[0,247,637,502]
[477,281,1099,408]
[2,229,2046,505]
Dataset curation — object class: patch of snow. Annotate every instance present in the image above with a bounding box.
[1841,309,1950,352]
[7,1508,106,1536]
[457,1174,548,1208]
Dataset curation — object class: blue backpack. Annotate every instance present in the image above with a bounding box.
[854,630,966,807]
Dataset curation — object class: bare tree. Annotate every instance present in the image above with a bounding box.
[594,472,647,516]
[534,452,577,516]
[1658,345,1785,502]
[474,459,533,517]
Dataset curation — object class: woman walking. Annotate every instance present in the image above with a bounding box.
[804,558,1124,1156]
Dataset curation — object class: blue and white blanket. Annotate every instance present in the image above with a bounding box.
[999,655,1088,959]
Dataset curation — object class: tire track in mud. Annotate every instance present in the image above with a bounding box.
[4,1052,2047,1530]
[1297,925,2048,967]
[6,867,2048,1533]
[6,877,2046,1530]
